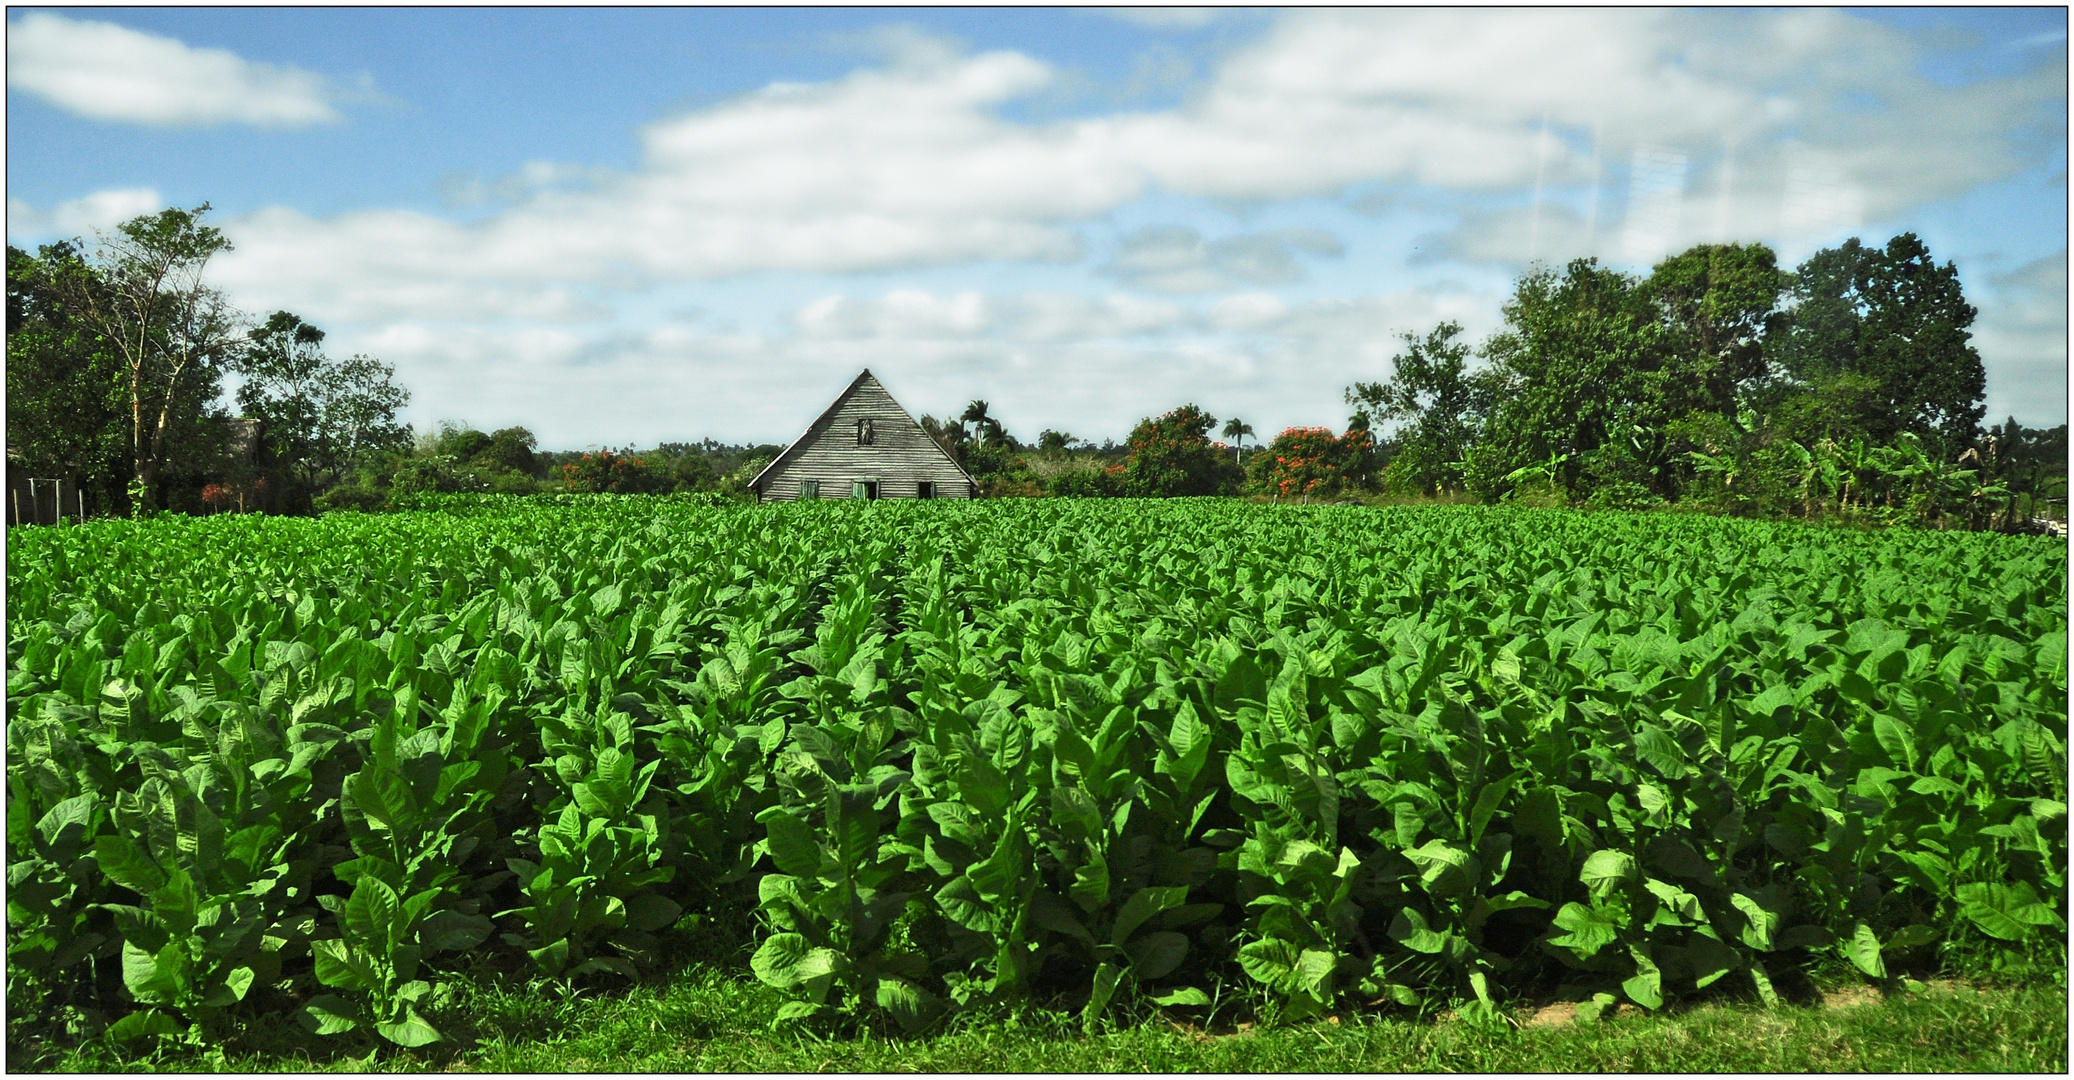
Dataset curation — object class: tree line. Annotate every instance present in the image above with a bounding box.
[6,203,794,515]
[8,209,2064,530]
[8,205,412,517]
[992,234,2063,532]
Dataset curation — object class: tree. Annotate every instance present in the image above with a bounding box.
[1767,233,1986,455]
[1120,404,1239,497]
[236,310,412,503]
[1037,428,1078,455]
[6,242,130,509]
[1640,243,1787,426]
[1465,260,1670,500]
[1248,425,1372,500]
[560,449,671,494]
[1220,417,1255,462]
[481,427,543,477]
[66,204,242,511]
[1346,320,1491,495]
[960,399,1006,448]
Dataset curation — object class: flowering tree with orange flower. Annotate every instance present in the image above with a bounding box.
[1118,404,1242,497]
[560,449,672,494]
[1249,424,1375,499]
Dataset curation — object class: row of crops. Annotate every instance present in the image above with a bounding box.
[6,499,2066,1046]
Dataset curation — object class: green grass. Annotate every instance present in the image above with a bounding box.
[24,967,2065,1073]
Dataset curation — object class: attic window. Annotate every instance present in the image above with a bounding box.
[856,418,875,446]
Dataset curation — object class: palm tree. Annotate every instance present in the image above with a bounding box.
[960,400,1004,447]
[1221,417,1254,463]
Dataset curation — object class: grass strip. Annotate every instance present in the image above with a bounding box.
[33,969,2066,1074]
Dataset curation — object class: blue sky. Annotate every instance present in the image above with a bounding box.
[8,7,2066,449]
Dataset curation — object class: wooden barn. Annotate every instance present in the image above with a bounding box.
[749,369,977,502]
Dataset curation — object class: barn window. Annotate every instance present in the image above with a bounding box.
[916,481,934,499]
[856,418,875,446]
[800,480,820,499]
[852,480,879,500]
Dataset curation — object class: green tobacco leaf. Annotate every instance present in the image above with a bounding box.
[937,875,1003,935]
[1406,839,1474,898]
[1872,716,1916,771]
[419,910,493,953]
[1051,785,1103,842]
[1644,837,1712,881]
[342,876,402,949]
[1579,849,1638,895]
[1112,886,1189,947]
[875,977,938,1034]
[757,808,821,878]
[527,938,571,976]
[1236,938,1299,993]
[1547,902,1618,960]
[296,994,361,1036]
[224,965,256,1003]
[1573,992,1618,1024]
[1029,889,1093,945]
[1388,907,1450,955]
[1731,891,1780,951]
[1127,931,1190,980]
[1622,948,1662,1010]
[1680,934,1743,989]
[625,893,682,933]
[1467,771,1521,846]
[1152,987,1211,1007]
[374,1006,443,1048]
[1957,882,2063,941]
[1070,850,1111,913]
[1082,961,1123,1033]
[1885,924,1938,950]
[1844,922,1886,978]
[1294,948,1336,998]
[1158,700,1212,790]
[773,999,822,1025]
[120,941,182,1004]
[36,793,94,849]
[104,1009,180,1043]
[1634,724,1689,780]
[750,932,837,991]
[1773,924,1834,950]
[1750,960,1779,1006]
[311,939,376,993]
[93,835,166,895]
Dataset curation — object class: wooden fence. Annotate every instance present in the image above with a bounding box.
[6,476,84,526]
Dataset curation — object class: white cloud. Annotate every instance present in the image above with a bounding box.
[1107,225,1344,294]
[7,188,165,241]
[1973,253,2069,427]
[1105,8,1229,30]
[7,12,345,127]
[202,11,2059,324]
[792,289,1190,341]
[21,10,2032,448]
[320,280,1503,449]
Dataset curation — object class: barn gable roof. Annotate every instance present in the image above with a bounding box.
[748,369,976,495]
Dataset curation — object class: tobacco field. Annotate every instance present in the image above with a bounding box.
[6,497,2066,1050]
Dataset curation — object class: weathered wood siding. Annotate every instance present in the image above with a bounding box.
[757,376,975,501]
